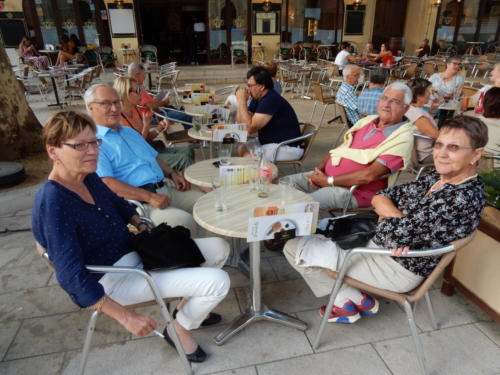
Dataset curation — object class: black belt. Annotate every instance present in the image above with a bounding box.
[139,180,165,193]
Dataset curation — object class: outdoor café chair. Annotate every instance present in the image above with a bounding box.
[270,123,318,173]
[313,234,475,375]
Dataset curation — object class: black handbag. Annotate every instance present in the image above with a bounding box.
[316,212,378,249]
[132,223,206,270]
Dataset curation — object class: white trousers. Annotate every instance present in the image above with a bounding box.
[284,237,423,306]
[98,237,230,330]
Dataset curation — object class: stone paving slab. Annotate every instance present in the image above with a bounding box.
[0,320,21,361]
[0,285,78,322]
[210,366,257,375]
[0,262,52,294]
[256,344,391,375]
[61,319,313,375]
[5,310,129,360]
[0,352,65,375]
[235,278,329,314]
[412,289,493,332]
[474,321,500,346]
[373,324,500,375]
[299,300,417,352]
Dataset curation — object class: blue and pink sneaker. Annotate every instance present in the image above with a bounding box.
[354,293,379,316]
[319,300,361,324]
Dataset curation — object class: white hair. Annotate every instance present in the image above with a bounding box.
[83,84,118,113]
[127,62,144,76]
[342,64,360,79]
[383,81,413,105]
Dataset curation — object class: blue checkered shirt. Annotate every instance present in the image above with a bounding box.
[337,82,361,126]
[358,87,384,115]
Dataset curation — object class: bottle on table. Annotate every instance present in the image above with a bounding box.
[257,152,271,198]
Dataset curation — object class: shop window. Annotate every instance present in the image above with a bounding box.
[35,0,59,47]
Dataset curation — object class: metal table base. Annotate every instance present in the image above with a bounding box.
[214,241,307,345]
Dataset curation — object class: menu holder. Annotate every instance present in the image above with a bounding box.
[219,165,251,185]
[212,124,248,143]
[204,104,230,122]
[247,202,319,243]
[191,92,211,105]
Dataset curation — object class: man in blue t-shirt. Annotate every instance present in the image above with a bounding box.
[236,66,303,161]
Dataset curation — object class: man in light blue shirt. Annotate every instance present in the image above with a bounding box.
[336,65,362,127]
[357,68,387,115]
[85,84,202,232]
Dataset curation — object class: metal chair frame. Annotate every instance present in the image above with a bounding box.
[34,214,192,375]
[313,235,474,375]
[270,123,318,173]
[310,81,336,129]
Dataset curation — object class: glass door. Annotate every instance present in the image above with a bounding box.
[208,0,248,65]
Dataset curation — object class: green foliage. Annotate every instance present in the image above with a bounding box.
[480,169,500,209]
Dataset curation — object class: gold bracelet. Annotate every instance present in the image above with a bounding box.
[89,295,107,311]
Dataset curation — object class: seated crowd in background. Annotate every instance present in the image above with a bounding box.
[17,37,50,71]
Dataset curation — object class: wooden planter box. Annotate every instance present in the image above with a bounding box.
[441,206,500,322]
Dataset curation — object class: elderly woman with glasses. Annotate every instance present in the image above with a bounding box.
[113,76,194,171]
[284,115,487,324]
[32,111,230,362]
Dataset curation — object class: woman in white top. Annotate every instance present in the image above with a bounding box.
[334,41,358,72]
[429,56,464,127]
[406,79,440,163]
[429,56,465,98]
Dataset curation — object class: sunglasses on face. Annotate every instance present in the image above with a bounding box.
[432,141,473,153]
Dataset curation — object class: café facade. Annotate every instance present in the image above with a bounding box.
[0,0,498,65]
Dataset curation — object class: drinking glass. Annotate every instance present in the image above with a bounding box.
[248,164,259,191]
[279,178,296,206]
[211,176,227,211]
[218,143,232,166]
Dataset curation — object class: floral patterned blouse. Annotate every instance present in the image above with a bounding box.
[373,171,485,277]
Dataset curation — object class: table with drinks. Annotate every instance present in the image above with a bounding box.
[193,182,312,345]
[184,157,278,189]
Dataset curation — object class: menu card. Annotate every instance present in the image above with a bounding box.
[219,165,252,185]
[212,124,248,143]
[247,202,319,242]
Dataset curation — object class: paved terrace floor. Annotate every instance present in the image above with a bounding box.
[0,68,499,375]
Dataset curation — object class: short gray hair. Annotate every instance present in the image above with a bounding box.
[342,64,360,79]
[128,62,144,76]
[383,81,413,105]
[83,84,118,112]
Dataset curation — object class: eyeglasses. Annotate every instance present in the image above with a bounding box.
[432,141,473,153]
[247,83,260,88]
[379,96,404,106]
[129,87,141,95]
[62,139,102,151]
[91,100,121,109]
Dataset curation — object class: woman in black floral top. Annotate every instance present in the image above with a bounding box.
[284,116,488,324]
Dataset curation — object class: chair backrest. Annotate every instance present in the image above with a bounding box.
[462,85,478,97]
[311,81,324,102]
[423,62,435,76]
[300,123,318,162]
[335,102,350,129]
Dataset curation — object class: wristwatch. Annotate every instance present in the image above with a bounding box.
[327,176,335,186]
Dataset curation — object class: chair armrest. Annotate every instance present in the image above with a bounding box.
[349,244,455,258]
[153,110,193,127]
[271,130,317,162]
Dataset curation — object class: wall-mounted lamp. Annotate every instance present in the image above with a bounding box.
[352,0,363,10]
[114,0,124,9]
[432,0,441,7]
[263,0,272,13]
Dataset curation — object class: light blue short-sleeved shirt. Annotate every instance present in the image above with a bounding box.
[96,125,164,187]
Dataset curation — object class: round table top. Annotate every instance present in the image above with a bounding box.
[184,157,278,188]
[187,126,212,141]
[193,184,312,238]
